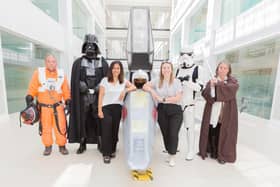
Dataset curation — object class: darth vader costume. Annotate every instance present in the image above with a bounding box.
[68,34,108,154]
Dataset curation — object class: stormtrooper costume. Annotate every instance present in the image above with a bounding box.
[176,49,204,160]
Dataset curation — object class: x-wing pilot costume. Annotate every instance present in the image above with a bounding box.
[25,63,71,155]
[176,48,204,160]
[68,34,109,154]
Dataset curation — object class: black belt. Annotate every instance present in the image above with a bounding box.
[39,102,62,108]
[38,101,65,136]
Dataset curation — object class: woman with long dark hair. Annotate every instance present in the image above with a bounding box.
[98,61,136,164]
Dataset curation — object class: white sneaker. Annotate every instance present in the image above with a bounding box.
[169,157,175,167]
[165,155,170,163]
[186,151,194,161]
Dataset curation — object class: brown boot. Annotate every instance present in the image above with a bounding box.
[59,146,69,155]
[43,146,52,156]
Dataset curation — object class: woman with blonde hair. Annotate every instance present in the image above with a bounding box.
[143,62,183,167]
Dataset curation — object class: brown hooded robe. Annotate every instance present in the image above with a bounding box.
[198,76,239,163]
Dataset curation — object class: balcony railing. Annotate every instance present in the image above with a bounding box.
[2,48,44,67]
[215,0,280,48]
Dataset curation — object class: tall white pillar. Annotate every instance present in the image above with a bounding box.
[182,17,190,49]
[58,0,74,80]
[270,53,280,121]
[0,32,8,116]
[204,0,221,76]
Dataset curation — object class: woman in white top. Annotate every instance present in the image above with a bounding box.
[98,61,136,164]
[143,62,183,167]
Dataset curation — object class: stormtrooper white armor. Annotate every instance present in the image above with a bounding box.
[176,48,203,160]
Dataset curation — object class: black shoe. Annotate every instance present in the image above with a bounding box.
[59,146,69,155]
[103,156,111,164]
[210,151,218,159]
[110,152,116,158]
[218,159,226,164]
[76,143,86,154]
[43,146,52,156]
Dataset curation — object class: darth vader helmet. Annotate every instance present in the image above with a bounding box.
[82,34,101,58]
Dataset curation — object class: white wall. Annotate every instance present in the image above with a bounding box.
[0,0,65,51]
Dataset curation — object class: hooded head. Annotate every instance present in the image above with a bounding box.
[132,70,149,89]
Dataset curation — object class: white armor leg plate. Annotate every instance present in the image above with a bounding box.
[183,106,195,160]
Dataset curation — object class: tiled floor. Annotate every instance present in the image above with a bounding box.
[0,113,280,187]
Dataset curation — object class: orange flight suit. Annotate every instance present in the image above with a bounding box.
[27,68,70,147]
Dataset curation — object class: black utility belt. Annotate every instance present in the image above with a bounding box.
[38,101,62,108]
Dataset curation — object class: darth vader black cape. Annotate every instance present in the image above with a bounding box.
[68,56,108,144]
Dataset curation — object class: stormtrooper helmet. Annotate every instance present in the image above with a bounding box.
[178,53,195,69]
[180,46,194,57]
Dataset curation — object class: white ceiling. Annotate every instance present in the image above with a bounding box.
[105,0,171,8]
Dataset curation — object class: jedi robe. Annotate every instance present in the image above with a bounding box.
[198,76,239,162]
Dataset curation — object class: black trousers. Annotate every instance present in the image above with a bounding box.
[157,103,183,155]
[100,104,122,156]
[207,123,221,158]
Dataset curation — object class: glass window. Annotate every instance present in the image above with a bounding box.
[154,40,169,61]
[72,0,89,40]
[95,24,105,55]
[33,45,59,60]
[1,31,53,114]
[106,38,127,60]
[220,0,236,25]
[189,1,208,44]
[31,0,59,22]
[106,7,170,30]
[106,8,130,28]
[150,9,170,30]
[171,26,182,60]
[4,64,35,113]
[220,0,263,25]
[240,0,263,13]
[218,40,279,119]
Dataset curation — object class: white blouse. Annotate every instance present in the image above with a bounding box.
[100,77,127,106]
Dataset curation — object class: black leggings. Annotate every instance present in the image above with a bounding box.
[100,104,122,156]
[157,103,183,155]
